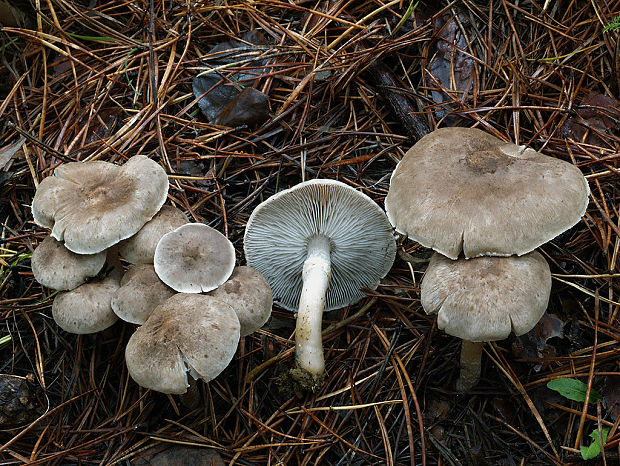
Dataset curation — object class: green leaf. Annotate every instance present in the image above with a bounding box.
[580,428,609,460]
[546,378,602,403]
[391,1,419,37]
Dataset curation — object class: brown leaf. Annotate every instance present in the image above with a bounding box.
[427,8,474,124]
[212,87,270,127]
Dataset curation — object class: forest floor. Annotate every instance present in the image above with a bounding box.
[0,1,619,464]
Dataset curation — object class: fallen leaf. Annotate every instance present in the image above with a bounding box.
[562,92,619,146]
[427,8,474,124]
[547,378,602,403]
[193,31,270,127]
[0,138,24,171]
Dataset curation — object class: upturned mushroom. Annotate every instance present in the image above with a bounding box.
[385,127,590,259]
[124,293,240,394]
[154,223,235,293]
[209,266,272,336]
[31,235,106,290]
[421,251,552,391]
[244,179,396,389]
[31,155,169,254]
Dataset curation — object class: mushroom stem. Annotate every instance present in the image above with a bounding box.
[295,235,331,387]
[456,340,484,392]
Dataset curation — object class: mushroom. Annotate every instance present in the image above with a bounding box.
[209,266,272,336]
[111,264,176,324]
[31,235,106,290]
[244,179,396,389]
[153,223,235,293]
[124,293,240,394]
[385,127,590,259]
[31,155,169,254]
[420,251,551,391]
[118,205,188,264]
[51,250,123,334]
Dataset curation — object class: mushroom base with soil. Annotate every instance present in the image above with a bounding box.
[293,235,331,390]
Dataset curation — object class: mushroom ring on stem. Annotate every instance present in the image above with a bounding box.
[244,179,396,390]
[421,251,551,392]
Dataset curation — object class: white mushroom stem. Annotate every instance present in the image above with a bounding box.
[295,235,332,382]
[456,340,484,392]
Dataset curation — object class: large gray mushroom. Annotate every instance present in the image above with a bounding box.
[31,155,169,254]
[124,293,240,394]
[385,127,590,259]
[244,179,396,389]
[421,251,552,391]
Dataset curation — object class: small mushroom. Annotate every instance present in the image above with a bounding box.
[385,127,590,259]
[119,206,188,264]
[154,223,235,293]
[31,155,169,254]
[244,179,396,389]
[51,249,123,334]
[209,266,272,336]
[421,251,551,391]
[31,235,106,290]
[124,293,240,394]
[111,264,176,324]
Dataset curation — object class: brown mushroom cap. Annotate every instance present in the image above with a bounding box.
[31,235,106,290]
[124,293,240,394]
[420,251,551,342]
[209,266,272,336]
[31,155,169,254]
[119,206,188,264]
[52,274,120,334]
[111,264,176,324]
[154,223,235,293]
[385,127,590,259]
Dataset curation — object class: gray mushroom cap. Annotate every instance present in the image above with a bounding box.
[52,273,120,334]
[119,206,188,264]
[420,251,552,342]
[243,179,396,312]
[154,223,235,293]
[31,235,106,290]
[385,127,590,259]
[124,293,240,394]
[31,155,169,254]
[209,266,272,336]
[111,264,176,324]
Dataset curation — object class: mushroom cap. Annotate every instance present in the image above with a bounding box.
[209,266,272,336]
[111,264,176,324]
[154,223,236,293]
[31,235,106,290]
[420,251,551,342]
[385,127,590,259]
[31,155,169,254]
[119,206,188,264]
[243,179,396,312]
[124,293,240,394]
[52,273,120,334]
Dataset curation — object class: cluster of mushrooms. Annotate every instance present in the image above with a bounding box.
[30,127,591,396]
[385,127,590,391]
[30,155,273,395]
